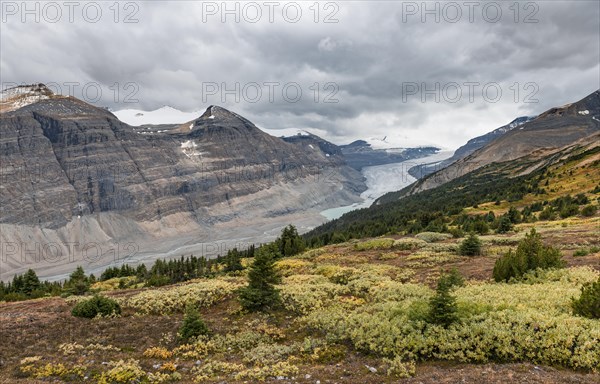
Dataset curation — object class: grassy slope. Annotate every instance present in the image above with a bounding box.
[1,216,598,383]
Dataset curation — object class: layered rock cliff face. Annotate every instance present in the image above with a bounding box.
[0,85,365,279]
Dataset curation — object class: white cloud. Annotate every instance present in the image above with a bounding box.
[1,1,598,150]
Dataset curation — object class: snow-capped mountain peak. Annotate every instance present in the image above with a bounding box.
[0,83,60,112]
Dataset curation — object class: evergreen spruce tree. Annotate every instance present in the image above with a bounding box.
[427,274,459,328]
[571,276,600,319]
[179,305,209,341]
[493,228,564,282]
[507,206,522,223]
[136,264,148,280]
[12,274,24,294]
[65,266,90,296]
[496,215,513,233]
[224,248,244,273]
[238,245,281,311]
[22,269,40,296]
[276,225,305,257]
[459,232,482,256]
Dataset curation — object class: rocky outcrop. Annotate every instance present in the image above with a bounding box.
[0,85,365,279]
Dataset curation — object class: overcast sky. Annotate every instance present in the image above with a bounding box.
[2,1,599,148]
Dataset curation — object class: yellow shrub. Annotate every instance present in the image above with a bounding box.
[393,238,427,250]
[159,362,177,372]
[59,342,120,355]
[379,252,399,260]
[97,359,146,384]
[192,361,244,382]
[147,371,182,383]
[354,238,395,251]
[283,274,329,285]
[28,363,86,380]
[275,258,312,276]
[242,343,297,366]
[279,279,349,314]
[19,356,86,379]
[384,356,416,378]
[301,269,600,371]
[234,361,299,381]
[91,276,138,291]
[58,342,84,355]
[338,295,366,307]
[296,248,327,260]
[172,339,216,359]
[143,346,173,359]
[123,278,242,314]
[19,356,42,375]
[415,232,452,243]
[315,265,359,284]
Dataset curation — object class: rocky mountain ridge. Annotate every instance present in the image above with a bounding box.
[407,116,536,179]
[0,84,365,280]
[405,90,600,195]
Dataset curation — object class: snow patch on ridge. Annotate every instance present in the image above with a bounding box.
[114,106,202,126]
[0,84,54,111]
[181,140,204,158]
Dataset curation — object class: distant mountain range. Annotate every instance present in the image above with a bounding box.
[113,106,442,172]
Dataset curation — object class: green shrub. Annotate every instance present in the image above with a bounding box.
[573,248,589,257]
[571,277,600,319]
[496,216,513,233]
[71,295,121,318]
[448,228,465,238]
[538,207,556,221]
[310,344,347,363]
[179,305,209,342]
[459,233,482,256]
[415,232,452,243]
[406,300,430,322]
[276,224,306,257]
[560,204,579,218]
[493,229,564,282]
[64,266,90,296]
[507,207,522,223]
[581,204,597,217]
[473,221,490,235]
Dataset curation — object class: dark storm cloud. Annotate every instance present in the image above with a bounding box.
[1,0,598,148]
